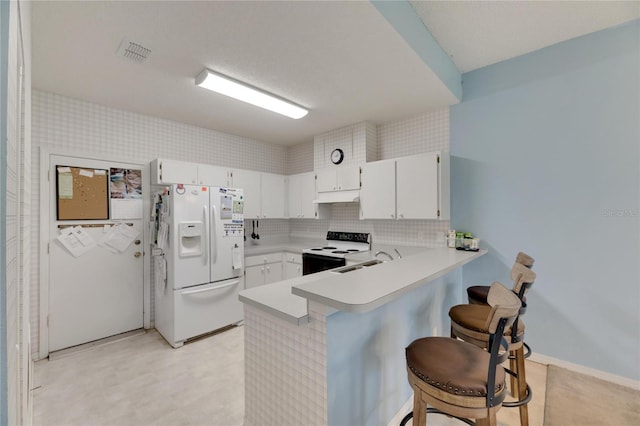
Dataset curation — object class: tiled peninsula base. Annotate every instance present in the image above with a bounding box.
[244,304,329,426]
[243,270,463,426]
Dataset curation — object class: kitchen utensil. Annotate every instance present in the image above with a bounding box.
[251,220,256,239]
[256,220,260,239]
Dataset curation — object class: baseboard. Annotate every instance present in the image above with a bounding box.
[529,352,640,390]
[387,397,413,426]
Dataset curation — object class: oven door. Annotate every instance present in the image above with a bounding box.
[302,253,346,276]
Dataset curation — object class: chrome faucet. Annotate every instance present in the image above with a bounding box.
[375,250,394,261]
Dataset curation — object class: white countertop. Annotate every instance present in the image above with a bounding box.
[292,247,486,313]
[239,245,486,324]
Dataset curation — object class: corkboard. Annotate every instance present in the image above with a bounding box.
[56,166,109,220]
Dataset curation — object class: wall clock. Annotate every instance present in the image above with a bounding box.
[331,148,344,165]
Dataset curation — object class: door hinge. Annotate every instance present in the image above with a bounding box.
[437,155,440,164]
[47,243,50,254]
[437,209,441,217]
[47,170,50,181]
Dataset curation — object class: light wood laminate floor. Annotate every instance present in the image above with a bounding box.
[33,326,546,426]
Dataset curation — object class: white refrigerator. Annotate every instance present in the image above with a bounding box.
[154,184,244,348]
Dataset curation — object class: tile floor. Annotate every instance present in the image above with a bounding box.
[33,326,546,426]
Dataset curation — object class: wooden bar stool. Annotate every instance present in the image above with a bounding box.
[449,263,536,426]
[467,252,534,305]
[402,283,522,426]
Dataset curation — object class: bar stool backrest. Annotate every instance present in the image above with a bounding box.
[485,282,522,334]
[515,252,535,268]
[511,263,537,297]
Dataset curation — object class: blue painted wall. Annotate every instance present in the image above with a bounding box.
[451,20,640,380]
[326,270,462,425]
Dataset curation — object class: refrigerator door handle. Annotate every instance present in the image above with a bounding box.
[181,280,239,295]
[203,205,208,263]
[211,204,218,264]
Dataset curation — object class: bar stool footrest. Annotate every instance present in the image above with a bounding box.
[503,368,533,408]
[507,342,532,360]
[399,409,476,426]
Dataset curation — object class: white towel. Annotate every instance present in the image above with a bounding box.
[232,246,243,270]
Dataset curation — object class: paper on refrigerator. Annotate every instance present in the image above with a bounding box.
[232,245,243,270]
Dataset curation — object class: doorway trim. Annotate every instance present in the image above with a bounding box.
[38,148,151,359]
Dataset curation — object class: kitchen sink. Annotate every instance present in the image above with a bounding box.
[331,259,385,274]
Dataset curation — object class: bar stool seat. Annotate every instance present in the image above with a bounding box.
[407,337,506,398]
[450,304,524,336]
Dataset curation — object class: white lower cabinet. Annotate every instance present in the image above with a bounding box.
[244,253,284,289]
[283,252,302,279]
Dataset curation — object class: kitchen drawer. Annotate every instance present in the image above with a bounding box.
[284,252,302,264]
[245,252,283,267]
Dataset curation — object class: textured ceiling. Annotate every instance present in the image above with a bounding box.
[31,1,640,146]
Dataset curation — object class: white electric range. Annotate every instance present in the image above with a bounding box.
[302,231,371,275]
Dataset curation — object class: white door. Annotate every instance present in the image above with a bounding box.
[230,169,261,218]
[260,173,286,218]
[396,153,439,219]
[169,185,210,289]
[360,160,396,219]
[335,166,360,191]
[299,172,317,218]
[48,155,144,352]
[159,158,198,184]
[198,164,229,186]
[315,169,337,192]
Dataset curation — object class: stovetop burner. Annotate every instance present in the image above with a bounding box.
[302,231,371,259]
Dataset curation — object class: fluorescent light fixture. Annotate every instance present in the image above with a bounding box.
[195,69,308,119]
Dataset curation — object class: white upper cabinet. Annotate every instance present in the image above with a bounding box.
[360,160,396,219]
[360,152,450,220]
[396,153,439,219]
[151,159,229,186]
[198,164,230,187]
[230,170,286,219]
[230,169,261,219]
[151,159,198,185]
[316,166,360,192]
[260,173,286,219]
[287,172,316,219]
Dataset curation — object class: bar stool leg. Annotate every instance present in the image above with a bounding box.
[412,388,426,426]
[509,349,519,398]
[515,346,529,426]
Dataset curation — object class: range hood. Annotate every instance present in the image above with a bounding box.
[313,190,360,204]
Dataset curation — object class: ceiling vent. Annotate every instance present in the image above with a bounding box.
[117,38,151,63]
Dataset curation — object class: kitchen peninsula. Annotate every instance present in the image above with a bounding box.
[239,247,486,426]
